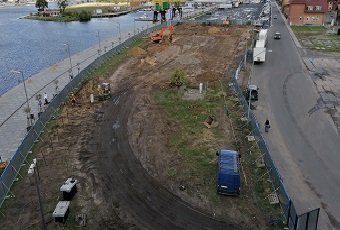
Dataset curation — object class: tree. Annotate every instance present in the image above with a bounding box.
[35,0,48,11]
[57,0,68,13]
[170,66,188,87]
[78,10,92,22]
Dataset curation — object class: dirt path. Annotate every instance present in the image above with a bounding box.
[0,24,273,230]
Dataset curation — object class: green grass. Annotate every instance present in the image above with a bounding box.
[25,15,76,22]
[291,25,326,31]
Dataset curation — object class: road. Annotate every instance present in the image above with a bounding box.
[251,3,340,230]
[96,83,241,230]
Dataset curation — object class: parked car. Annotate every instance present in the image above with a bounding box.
[245,85,259,100]
[273,15,277,19]
[274,31,281,39]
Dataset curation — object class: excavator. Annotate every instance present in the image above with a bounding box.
[151,25,173,44]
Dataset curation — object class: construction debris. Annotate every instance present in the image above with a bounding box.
[204,115,218,128]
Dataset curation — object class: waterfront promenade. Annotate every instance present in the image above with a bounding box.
[0,8,213,163]
[0,25,155,162]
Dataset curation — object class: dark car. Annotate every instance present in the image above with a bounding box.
[245,85,259,100]
[274,32,281,39]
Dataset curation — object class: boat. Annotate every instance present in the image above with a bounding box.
[134,13,153,21]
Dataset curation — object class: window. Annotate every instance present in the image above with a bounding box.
[312,16,315,20]
[307,6,314,10]
[316,16,320,21]
[306,16,310,21]
[316,6,321,10]
[299,16,302,21]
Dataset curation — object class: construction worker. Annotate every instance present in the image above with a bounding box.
[70,93,76,107]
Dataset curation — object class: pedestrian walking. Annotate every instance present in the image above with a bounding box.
[44,92,48,101]
[43,98,49,110]
[70,93,76,107]
[265,119,270,133]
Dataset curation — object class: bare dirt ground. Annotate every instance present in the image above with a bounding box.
[1,24,274,230]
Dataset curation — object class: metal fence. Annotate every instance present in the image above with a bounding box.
[0,19,319,230]
[231,49,319,229]
[0,22,166,209]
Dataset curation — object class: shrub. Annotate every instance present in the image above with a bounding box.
[78,10,91,22]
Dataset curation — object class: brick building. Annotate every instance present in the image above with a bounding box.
[288,0,328,25]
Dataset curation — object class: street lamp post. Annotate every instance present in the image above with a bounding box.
[28,158,47,230]
[117,22,122,44]
[63,44,73,80]
[96,30,101,55]
[133,19,136,36]
[12,70,32,129]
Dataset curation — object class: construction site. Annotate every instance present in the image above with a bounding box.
[0,23,277,230]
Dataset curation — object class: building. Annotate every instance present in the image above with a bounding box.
[38,9,61,17]
[288,0,328,25]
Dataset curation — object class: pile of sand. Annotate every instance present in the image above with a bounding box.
[129,47,147,55]
[207,27,220,34]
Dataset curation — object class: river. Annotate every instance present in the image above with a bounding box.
[0,4,154,96]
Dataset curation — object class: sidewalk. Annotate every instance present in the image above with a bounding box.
[0,8,215,163]
[0,24,159,162]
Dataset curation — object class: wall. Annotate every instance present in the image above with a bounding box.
[289,3,305,25]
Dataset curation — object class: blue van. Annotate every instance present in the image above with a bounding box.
[217,150,241,195]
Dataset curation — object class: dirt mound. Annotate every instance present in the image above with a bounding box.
[208,26,220,34]
[129,47,147,55]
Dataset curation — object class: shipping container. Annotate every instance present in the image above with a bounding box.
[217,150,240,195]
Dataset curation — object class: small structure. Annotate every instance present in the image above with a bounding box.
[38,9,61,17]
[60,178,78,201]
[53,201,70,223]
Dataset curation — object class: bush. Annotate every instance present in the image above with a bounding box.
[170,66,188,86]
[78,10,91,22]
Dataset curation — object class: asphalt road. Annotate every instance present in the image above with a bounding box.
[96,82,242,230]
[251,4,340,230]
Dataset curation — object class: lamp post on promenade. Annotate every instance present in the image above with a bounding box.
[96,30,101,55]
[63,43,73,80]
[117,22,122,44]
[28,158,47,230]
[12,70,32,130]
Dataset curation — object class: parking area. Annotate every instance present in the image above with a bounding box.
[196,3,264,21]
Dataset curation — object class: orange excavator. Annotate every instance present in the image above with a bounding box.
[151,25,173,44]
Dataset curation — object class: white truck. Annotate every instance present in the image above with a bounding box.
[218,3,233,9]
[234,2,239,7]
[253,40,266,63]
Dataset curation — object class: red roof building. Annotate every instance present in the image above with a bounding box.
[288,0,328,25]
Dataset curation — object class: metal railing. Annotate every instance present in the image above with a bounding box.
[0,22,166,209]
[0,18,319,230]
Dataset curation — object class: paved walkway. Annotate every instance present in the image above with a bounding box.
[0,23,158,162]
[0,8,215,163]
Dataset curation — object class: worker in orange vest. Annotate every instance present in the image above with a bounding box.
[70,93,76,107]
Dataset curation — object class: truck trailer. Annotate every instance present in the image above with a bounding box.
[217,150,240,195]
[253,40,266,63]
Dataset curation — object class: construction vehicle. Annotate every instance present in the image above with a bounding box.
[97,83,111,101]
[151,25,173,44]
[0,160,8,176]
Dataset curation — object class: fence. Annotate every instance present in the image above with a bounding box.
[231,46,319,230]
[0,22,166,210]
[0,19,319,230]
